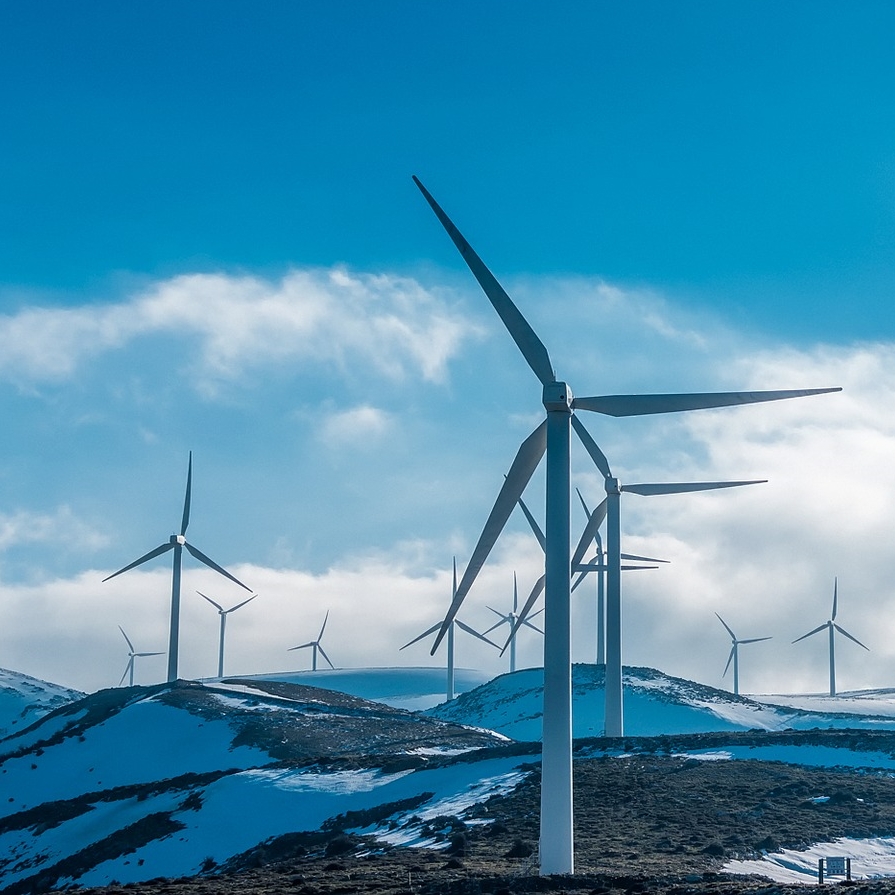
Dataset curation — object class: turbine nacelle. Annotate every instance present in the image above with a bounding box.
[170,534,187,545]
[543,381,572,412]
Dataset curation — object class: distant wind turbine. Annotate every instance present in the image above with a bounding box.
[481,573,543,673]
[793,578,868,697]
[289,611,335,671]
[198,590,257,678]
[117,626,163,687]
[400,558,498,700]
[103,453,252,683]
[715,613,771,696]
[413,174,840,875]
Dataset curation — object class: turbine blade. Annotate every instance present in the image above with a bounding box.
[452,556,457,597]
[431,421,547,653]
[317,645,335,669]
[573,388,842,417]
[723,646,735,678]
[501,574,546,656]
[181,451,192,535]
[197,591,224,612]
[412,176,555,386]
[834,624,869,651]
[118,625,135,652]
[455,619,500,648]
[522,619,545,636]
[399,622,442,650]
[119,659,133,687]
[576,487,591,519]
[135,651,165,657]
[570,570,588,593]
[792,622,829,644]
[571,497,608,568]
[832,577,838,620]
[624,480,766,496]
[513,572,518,613]
[481,618,508,637]
[570,415,612,479]
[516,494,546,552]
[318,610,329,641]
[739,637,772,645]
[103,542,174,582]
[227,594,257,613]
[620,552,669,563]
[184,543,252,591]
[715,613,736,640]
[288,642,315,652]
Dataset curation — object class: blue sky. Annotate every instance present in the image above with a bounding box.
[1,2,895,696]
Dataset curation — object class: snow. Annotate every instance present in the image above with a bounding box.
[0,667,83,740]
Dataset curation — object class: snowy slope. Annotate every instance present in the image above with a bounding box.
[232,666,492,710]
[0,667,83,740]
[427,665,895,740]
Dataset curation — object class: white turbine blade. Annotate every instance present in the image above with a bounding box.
[501,574,546,656]
[119,658,133,687]
[118,625,135,653]
[413,176,555,386]
[197,590,224,612]
[522,619,545,636]
[513,572,518,613]
[455,619,500,648]
[573,562,658,572]
[832,577,838,620]
[516,494,546,552]
[288,642,315,652]
[624,480,766,496]
[571,497,608,568]
[431,421,547,654]
[573,388,841,417]
[318,610,330,641]
[722,646,735,678]
[226,594,257,614]
[715,612,736,641]
[317,645,336,670]
[184,543,252,591]
[181,451,193,535]
[834,624,870,651]
[570,415,612,479]
[452,556,457,597]
[739,637,772,645]
[135,651,165,657]
[575,487,591,519]
[103,542,174,581]
[399,622,442,650]
[570,570,588,593]
[792,622,829,644]
[621,552,669,563]
[481,617,508,637]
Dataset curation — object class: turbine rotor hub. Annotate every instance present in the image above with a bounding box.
[542,381,573,413]
[170,534,187,545]
[605,476,622,495]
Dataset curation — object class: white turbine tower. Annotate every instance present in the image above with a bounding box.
[117,626,163,687]
[400,558,499,700]
[103,452,252,683]
[793,578,868,697]
[481,573,544,673]
[413,175,840,875]
[715,613,771,696]
[289,611,335,671]
[198,590,257,678]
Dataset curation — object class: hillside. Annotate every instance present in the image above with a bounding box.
[0,668,83,740]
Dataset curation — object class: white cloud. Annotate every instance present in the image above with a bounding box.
[319,405,393,448]
[0,268,481,392]
[0,506,108,552]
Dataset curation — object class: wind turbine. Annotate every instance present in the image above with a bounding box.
[198,590,257,678]
[103,453,252,683]
[715,613,771,696]
[481,573,544,673]
[117,626,163,687]
[289,611,335,671]
[413,175,839,875]
[400,558,499,700]
[792,578,868,697]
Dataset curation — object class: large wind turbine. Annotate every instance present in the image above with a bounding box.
[715,613,771,696]
[793,578,868,697]
[289,611,335,671]
[400,558,499,700]
[481,573,544,673]
[117,626,163,687]
[413,175,839,875]
[104,453,251,683]
[198,590,257,678]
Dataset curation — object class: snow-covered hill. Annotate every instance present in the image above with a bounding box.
[427,665,895,739]
[0,667,83,740]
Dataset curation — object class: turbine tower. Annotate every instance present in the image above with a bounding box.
[117,626,163,687]
[104,453,252,683]
[198,590,257,678]
[413,175,840,875]
[289,611,335,671]
[400,558,498,700]
[715,612,771,696]
[481,573,544,673]
[793,578,868,696]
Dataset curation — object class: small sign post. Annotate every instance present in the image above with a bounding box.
[819,857,851,884]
